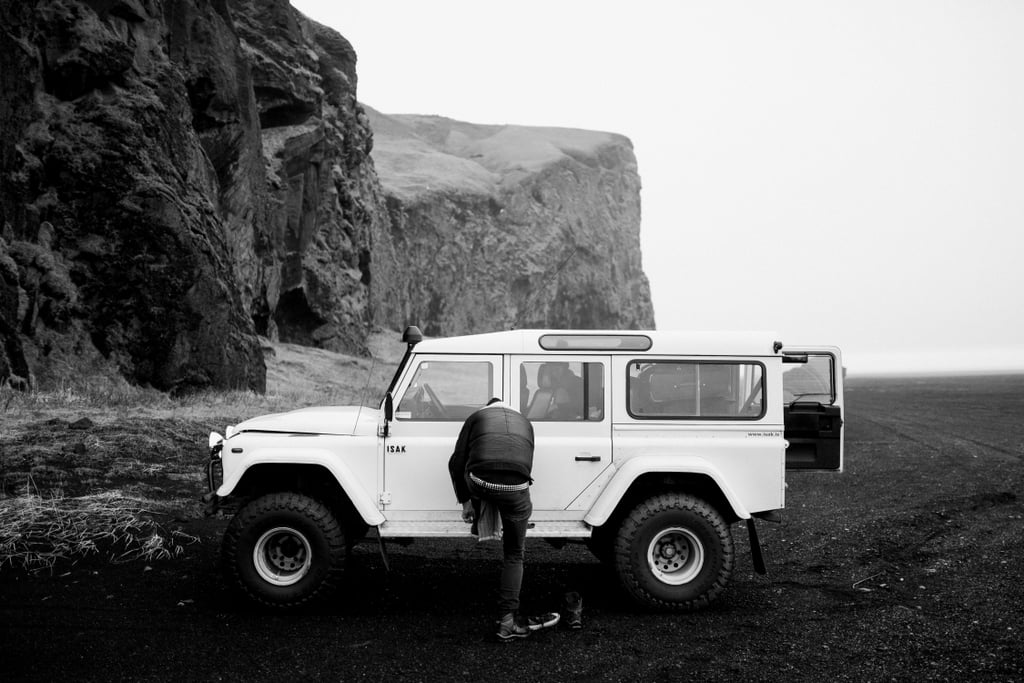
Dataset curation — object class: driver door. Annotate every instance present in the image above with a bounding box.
[383,354,502,512]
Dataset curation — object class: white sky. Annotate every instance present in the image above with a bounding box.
[291,0,1024,375]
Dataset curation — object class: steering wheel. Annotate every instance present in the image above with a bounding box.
[421,382,446,418]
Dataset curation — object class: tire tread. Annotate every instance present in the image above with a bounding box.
[221,492,346,609]
[613,493,734,611]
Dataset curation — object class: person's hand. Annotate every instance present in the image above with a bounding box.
[461,500,475,524]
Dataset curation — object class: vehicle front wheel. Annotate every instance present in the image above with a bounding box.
[221,492,346,609]
[614,493,734,611]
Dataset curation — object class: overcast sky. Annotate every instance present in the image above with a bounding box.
[291,0,1024,375]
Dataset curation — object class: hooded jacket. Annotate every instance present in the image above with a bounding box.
[448,401,535,503]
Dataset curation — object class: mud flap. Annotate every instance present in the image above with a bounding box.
[746,519,767,575]
[376,530,393,572]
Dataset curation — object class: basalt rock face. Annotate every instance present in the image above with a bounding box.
[0,0,386,391]
[228,2,386,354]
[367,111,654,336]
[0,0,266,392]
[0,0,652,392]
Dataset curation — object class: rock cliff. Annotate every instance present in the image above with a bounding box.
[367,111,653,336]
[0,0,387,391]
[0,0,653,392]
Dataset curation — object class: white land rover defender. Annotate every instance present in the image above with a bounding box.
[205,326,844,611]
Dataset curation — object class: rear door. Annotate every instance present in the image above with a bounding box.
[782,346,845,471]
[512,356,611,510]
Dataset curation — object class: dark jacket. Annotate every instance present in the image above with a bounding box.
[448,402,535,503]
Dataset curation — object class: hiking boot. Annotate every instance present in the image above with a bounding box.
[496,613,530,641]
[564,591,583,630]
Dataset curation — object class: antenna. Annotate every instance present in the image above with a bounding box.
[510,246,578,330]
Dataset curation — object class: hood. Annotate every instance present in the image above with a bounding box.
[233,406,380,436]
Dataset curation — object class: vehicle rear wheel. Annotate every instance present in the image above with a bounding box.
[222,492,345,609]
[614,493,734,611]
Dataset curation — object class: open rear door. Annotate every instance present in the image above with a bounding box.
[782,347,844,471]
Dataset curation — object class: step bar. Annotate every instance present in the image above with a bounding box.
[378,519,592,538]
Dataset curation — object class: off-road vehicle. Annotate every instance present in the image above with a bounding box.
[204,326,844,610]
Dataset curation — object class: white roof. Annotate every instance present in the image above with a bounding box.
[412,329,782,357]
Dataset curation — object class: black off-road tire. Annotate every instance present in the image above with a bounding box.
[221,492,346,609]
[614,493,734,611]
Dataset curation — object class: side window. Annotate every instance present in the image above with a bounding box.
[628,361,765,419]
[396,360,493,421]
[520,361,604,422]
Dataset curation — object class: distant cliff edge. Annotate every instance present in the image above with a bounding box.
[367,110,653,337]
[0,0,653,392]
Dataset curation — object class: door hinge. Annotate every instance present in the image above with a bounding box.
[378,491,392,506]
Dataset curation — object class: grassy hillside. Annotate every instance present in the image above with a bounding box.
[365,107,628,201]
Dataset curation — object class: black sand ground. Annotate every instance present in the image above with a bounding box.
[2,375,1022,681]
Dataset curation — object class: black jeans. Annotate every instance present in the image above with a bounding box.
[468,481,532,617]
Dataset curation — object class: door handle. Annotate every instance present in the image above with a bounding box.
[575,455,601,462]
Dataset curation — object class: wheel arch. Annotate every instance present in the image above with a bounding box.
[227,462,381,529]
[584,458,748,530]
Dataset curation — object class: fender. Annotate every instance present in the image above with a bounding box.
[583,455,751,527]
[218,447,386,526]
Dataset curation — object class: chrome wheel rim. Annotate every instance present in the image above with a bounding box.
[253,526,312,586]
[647,527,704,585]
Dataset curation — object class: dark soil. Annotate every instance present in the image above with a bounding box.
[3,375,1023,682]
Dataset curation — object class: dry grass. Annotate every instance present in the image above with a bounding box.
[0,481,199,572]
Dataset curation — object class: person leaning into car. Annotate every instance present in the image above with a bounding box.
[448,397,559,640]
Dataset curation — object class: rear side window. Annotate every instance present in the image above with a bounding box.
[628,360,765,419]
[520,361,605,422]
